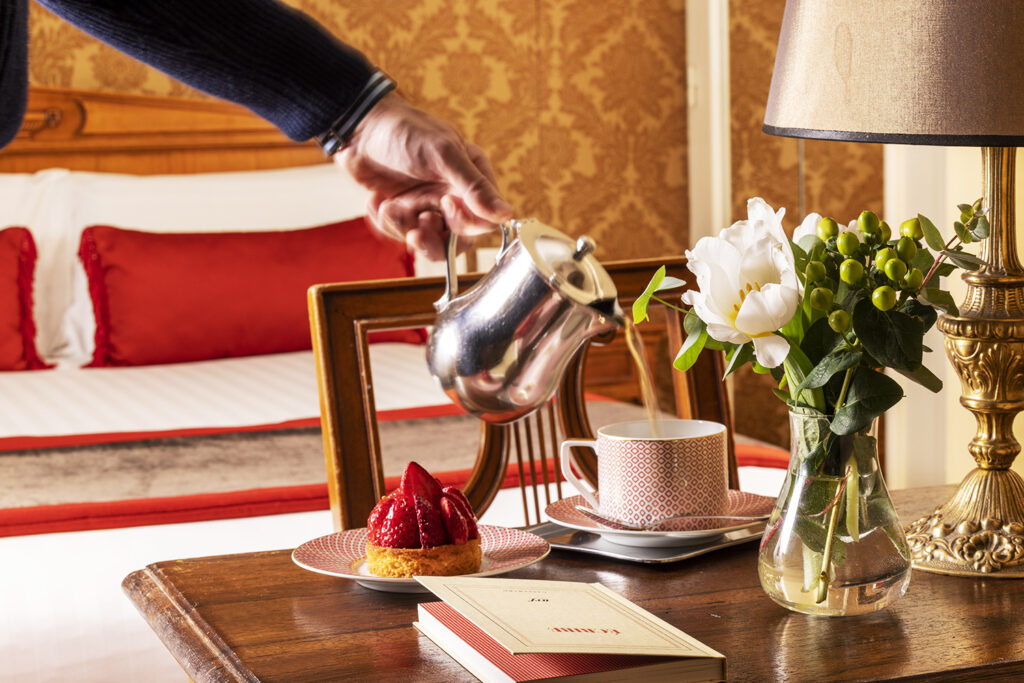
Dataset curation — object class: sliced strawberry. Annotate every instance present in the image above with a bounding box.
[366,493,396,544]
[414,495,449,547]
[439,497,469,545]
[376,493,420,549]
[442,486,479,540]
[401,461,443,507]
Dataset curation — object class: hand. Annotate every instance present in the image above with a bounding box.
[334,92,514,260]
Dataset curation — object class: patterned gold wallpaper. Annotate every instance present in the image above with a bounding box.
[729,0,884,447]
[27,0,690,260]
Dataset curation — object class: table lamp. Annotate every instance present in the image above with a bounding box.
[763,0,1024,576]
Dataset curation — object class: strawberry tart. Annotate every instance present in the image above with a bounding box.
[365,461,482,578]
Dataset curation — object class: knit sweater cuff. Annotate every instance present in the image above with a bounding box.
[314,71,396,155]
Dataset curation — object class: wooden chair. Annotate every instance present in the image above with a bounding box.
[308,257,737,531]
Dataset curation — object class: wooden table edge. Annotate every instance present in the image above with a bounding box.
[123,558,268,683]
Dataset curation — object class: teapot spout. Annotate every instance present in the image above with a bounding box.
[591,297,625,329]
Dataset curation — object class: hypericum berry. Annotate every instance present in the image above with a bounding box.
[804,261,827,284]
[818,217,840,240]
[810,287,834,311]
[858,210,881,236]
[840,259,864,284]
[837,232,860,256]
[875,247,897,271]
[896,236,917,262]
[901,267,924,291]
[900,217,924,240]
[884,258,908,283]
[828,309,851,333]
[872,285,897,311]
[879,221,892,243]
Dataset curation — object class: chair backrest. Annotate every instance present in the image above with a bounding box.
[308,257,737,531]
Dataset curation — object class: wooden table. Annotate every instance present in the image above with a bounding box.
[123,486,1024,682]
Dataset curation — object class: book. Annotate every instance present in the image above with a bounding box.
[413,576,725,682]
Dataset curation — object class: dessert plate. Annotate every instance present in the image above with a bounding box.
[292,525,550,593]
[545,491,776,548]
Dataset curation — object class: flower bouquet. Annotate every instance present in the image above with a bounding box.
[634,197,987,615]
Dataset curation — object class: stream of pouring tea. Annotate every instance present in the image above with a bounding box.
[623,317,662,437]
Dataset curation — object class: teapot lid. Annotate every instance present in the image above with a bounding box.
[514,219,619,310]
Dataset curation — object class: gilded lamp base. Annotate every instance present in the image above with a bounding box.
[907,469,1024,576]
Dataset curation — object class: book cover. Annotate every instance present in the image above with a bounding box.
[413,576,725,682]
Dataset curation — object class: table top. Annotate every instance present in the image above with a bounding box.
[123,485,1024,682]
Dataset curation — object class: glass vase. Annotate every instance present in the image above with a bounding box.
[757,408,911,616]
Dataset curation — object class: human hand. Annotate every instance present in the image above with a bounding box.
[334,92,514,260]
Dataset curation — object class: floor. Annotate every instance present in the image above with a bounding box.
[0,467,786,683]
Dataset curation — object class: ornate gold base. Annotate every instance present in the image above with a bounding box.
[906,468,1024,577]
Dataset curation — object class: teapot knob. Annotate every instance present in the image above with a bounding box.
[572,236,596,261]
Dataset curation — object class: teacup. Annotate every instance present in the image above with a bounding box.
[559,419,728,527]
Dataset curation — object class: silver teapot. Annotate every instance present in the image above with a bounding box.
[427,219,624,424]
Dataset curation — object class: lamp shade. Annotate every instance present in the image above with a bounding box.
[764,0,1024,145]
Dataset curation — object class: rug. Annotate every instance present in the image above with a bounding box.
[0,401,787,536]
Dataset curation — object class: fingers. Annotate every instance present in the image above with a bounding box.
[434,140,514,225]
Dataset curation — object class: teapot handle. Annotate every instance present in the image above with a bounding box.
[434,220,518,312]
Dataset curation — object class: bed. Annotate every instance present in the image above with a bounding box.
[0,87,787,536]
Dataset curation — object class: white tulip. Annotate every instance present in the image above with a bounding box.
[682,198,801,368]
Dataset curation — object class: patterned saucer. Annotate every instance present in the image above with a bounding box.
[545,491,775,548]
[292,525,550,593]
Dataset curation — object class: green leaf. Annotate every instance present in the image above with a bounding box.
[899,297,937,333]
[954,221,972,244]
[919,214,946,251]
[723,342,754,377]
[672,310,708,372]
[851,299,924,372]
[909,247,934,273]
[919,288,959,316]
[942,249,986,270]
[783,344,826,411]
[973,215,990,240]
[957,203,973,214]
[633,266,666,324]
[933,263,957,277]
[892,363,943,393]
[831,368,904,435]
[798,349,863,391]
[656,276,687,292]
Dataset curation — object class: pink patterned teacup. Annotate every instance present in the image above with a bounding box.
[559,419,728,527]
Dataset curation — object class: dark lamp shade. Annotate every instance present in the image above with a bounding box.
[763,0,1024,146]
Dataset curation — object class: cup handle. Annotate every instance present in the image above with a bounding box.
[559,439,600,510]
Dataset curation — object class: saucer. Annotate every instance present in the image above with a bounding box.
[544,491,776,548]
[292,525,550,593]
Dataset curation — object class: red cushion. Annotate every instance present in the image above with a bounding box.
[79,218,423,367]
[0,227,50,371]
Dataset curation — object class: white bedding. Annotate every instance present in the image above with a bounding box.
[0,344,447,440]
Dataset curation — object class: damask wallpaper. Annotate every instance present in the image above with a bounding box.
[26,0,690,260]
[729,0,884,447]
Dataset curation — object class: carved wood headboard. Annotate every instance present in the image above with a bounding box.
[0,87,327,174]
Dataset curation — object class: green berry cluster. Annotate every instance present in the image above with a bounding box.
[801,210,926,333]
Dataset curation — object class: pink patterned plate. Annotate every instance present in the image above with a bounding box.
[545,491,776,548]
[291,525,550,593]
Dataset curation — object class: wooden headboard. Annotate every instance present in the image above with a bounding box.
[0,87,326,174]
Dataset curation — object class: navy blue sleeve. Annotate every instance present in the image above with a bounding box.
[35,0,379,142]
[0,0,29,150]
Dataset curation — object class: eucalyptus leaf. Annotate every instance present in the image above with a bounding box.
[919,288,959,316]
[909,248,934,273]
[954,221,972,244]
[942,249,986,269]
[831,368,904,435]
[919,213,946,251]
[798,349,863,391]
[633,266,666,323]
[852,299,923,372]
[957,203,973,214]
[973,215,990,240]
[892,362,943,393]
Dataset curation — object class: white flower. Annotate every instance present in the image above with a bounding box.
[682,197,801,368]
